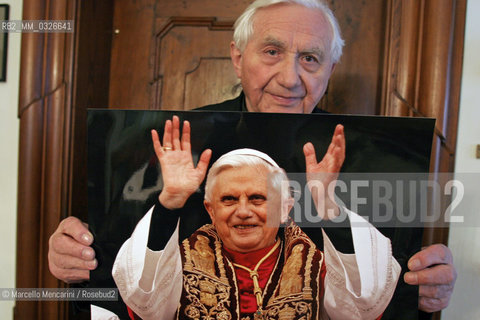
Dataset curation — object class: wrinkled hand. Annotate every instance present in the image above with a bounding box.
[404,244,457,313]
[303,124,345,219]
[48,216,97,283]
[152,116,212,209]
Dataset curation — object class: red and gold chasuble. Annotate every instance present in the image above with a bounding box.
[177,220,326,320]
[223,242,280,314]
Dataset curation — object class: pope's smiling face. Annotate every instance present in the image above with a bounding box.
[204,165,282,253]
[230,3,336,114]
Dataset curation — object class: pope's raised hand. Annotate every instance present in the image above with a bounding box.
[152,116,212,209]
[303,124,345,219]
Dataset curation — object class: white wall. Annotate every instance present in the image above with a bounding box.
[442,0,480,319]
[0,1,22,319]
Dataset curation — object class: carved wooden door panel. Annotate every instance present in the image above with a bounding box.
[108,0,250,110]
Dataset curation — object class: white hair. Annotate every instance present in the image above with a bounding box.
[204,150,290,204]
[233,0,344,63]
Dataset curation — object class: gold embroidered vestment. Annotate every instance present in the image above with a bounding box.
[176,220,326,320]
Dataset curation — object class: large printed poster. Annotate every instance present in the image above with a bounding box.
[88,110,435,319]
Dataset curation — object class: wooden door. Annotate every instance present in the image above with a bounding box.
[107,0,249,110]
